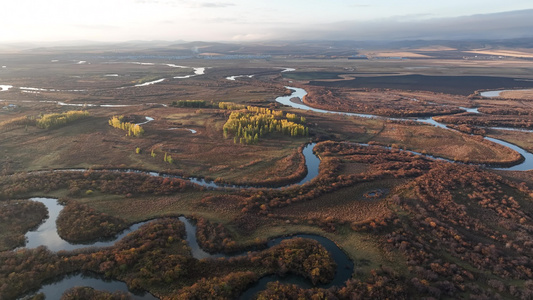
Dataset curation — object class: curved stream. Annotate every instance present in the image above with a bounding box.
[43,142,318,190]
[278,86,533,171]
[21,198,352,299]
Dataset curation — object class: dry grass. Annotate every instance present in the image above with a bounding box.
[273,180,403,223]
[73,191,240,223]
[0,104,309,185]
[486,128,533,153]
[373,122,521,164]
[499,89,533,100]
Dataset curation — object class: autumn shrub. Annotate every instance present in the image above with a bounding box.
[174,271,258,300]
[56,200,128,243]
[61,287,131,300]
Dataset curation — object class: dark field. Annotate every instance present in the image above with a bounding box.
[282,72,346,80]
[310,74,533,95]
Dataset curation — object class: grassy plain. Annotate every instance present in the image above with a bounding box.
[2,44,533,299]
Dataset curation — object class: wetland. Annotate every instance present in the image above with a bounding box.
[2,43,533,299]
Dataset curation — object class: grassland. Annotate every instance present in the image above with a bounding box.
[499,89,533,99]
[2,45,533,299]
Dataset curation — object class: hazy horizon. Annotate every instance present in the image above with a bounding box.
[2,1,533,44]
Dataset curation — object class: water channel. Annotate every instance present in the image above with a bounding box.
[21,197,352,299]
[277,86,533,171]
[15,83,533,299]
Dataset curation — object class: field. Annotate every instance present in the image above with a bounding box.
[499,89,533,99]
[2,42,533,299]
[310,74,533,95]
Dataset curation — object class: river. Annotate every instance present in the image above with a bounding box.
[14,83,533,299]
[277,86,533,171]
[20,198,352,299]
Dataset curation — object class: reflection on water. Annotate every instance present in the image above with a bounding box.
[22,198,150,252]
[24,273,157,300]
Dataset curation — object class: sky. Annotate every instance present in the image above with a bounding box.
[2,0,533,43]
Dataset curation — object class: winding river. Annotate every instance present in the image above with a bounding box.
[21,198,352,299]
[277,86,533,171]
[13,82,533,299]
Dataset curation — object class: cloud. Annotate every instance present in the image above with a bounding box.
[198,2,235,7]
[231,33,273,41]
[135,0,234,8]
[271,9,533,41]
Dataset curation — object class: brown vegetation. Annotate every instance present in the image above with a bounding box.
[0,199,47,250]
[303,86,465,117]
[61,287,131,300]
[435,112,533,129]
[0,170,189,200]
[56,200,129,243]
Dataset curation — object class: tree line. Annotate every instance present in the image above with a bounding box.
[36,111,90,129]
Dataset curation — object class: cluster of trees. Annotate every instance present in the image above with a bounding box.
[261,238,336,285]
[170,100,208,108]
[218,102,245,110]
[222,109,308,144]
[108,116,144,137]
[81,218,190,290]
[0,245,88,299]
[0,215,343,299]
[194,217,239,253]
[175,271,258,300]
[163,152,174,164]
[245,106,284,117]
[0,199,48,250]
[36,110,89,129]
[56,200,128,243]
[256,269,409,300]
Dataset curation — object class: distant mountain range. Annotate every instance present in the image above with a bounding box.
[2,38,532,57]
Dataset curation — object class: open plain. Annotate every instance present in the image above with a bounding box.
[2,42,533,299]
